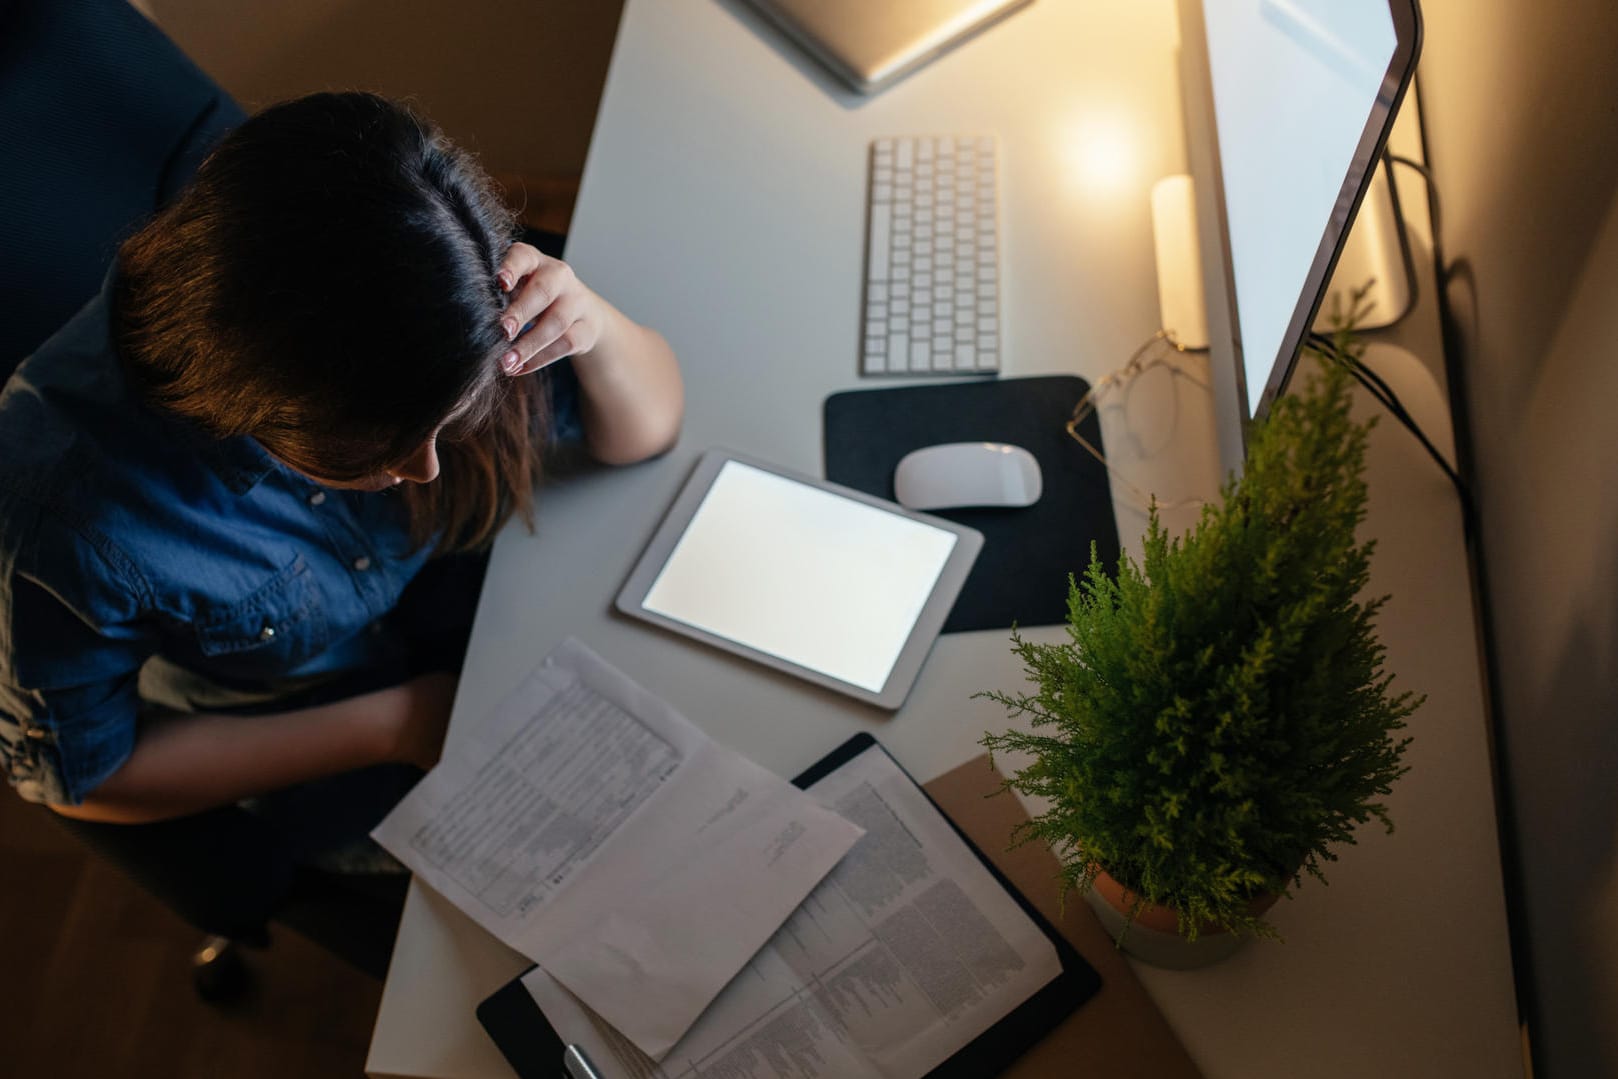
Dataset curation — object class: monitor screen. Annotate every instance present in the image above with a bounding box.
[1186,0,1421,424]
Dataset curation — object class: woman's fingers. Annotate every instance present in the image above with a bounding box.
[499,258,576,338]
[495,241,543,294]
[516,317,591,375]
[491,245,604,376]
[503,294,587,374]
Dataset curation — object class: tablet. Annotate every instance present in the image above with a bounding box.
[616,449,982,709]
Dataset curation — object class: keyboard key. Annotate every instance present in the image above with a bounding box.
[903,340,927,372]
[868,207,891,280]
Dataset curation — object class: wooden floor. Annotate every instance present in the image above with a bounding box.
[1,792,383,1078]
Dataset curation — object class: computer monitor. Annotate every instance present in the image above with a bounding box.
[1177,0,1422,465]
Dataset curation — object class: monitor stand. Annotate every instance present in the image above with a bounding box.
[1313,162,1413,332]
[1150,165,1413,352]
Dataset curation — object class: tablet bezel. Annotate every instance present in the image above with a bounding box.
[614,448,983,710]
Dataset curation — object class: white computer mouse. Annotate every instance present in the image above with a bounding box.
[893,442,1043,511]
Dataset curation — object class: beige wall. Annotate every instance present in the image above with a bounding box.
[1419,1,1618,1075]
[136,0,624,226]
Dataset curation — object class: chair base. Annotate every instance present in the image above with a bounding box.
[192,935,252,1004]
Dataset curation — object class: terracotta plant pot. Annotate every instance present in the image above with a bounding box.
[1084,868,1284,970]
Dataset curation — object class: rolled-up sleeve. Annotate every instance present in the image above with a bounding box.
[544,357,585,448]
[1,550,152,807]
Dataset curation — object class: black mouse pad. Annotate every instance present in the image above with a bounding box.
[824,376,1120,633]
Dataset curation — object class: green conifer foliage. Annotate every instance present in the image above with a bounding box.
[981,349,1419,941]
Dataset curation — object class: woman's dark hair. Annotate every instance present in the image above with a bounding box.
[113,91,542,552]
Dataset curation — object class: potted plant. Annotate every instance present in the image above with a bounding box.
[980,336,1419,967]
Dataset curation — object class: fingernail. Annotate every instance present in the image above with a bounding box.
[502,318,517,340]
[496,271,512,291]
[501,350,521,374]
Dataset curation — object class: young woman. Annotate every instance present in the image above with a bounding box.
[0,92,683,835]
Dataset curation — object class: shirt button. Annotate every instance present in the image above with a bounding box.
[259,624,277,641]
[352,556,372,572]
[308,490,327,506]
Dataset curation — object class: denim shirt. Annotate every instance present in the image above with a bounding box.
[0,275,579,805]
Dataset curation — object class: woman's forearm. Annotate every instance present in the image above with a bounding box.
[572,300,685,466]
[48,674,452,824]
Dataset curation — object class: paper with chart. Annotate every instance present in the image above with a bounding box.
[370,637,864,1059]
[520,743,1064,1079]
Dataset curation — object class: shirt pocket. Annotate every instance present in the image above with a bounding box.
[192,555,329,675]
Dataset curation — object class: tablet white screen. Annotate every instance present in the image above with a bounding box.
[641,461,959,692]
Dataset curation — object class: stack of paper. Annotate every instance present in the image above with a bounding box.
[521,741,1066,1078]
[372,637,864,1058]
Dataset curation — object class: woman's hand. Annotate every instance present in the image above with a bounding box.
[493,241,685,465]
[495,243,606,376]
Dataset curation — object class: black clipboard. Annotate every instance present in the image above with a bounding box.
[476,733,1102,1078]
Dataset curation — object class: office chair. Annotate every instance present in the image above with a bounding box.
[0,0,415,999]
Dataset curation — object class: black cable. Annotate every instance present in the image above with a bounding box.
[1304,329,1476,526]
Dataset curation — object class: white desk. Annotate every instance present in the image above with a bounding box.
[368,2,1524,1076]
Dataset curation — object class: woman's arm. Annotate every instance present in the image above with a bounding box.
[495,243,685,465]
[48,672,454,825]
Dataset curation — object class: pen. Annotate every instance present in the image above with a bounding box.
[564,1043,604,1079]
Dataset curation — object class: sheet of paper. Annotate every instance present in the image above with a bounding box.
[371,637,863,1059]
[521,743,1063,1079]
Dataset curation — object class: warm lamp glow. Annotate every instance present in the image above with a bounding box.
[1059,112,1139,198]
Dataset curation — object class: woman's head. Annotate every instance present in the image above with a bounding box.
[114,92,545,547]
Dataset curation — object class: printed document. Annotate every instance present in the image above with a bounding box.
[520,743,1063,1078]
[371,637,863,1059]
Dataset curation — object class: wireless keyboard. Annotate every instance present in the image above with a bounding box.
[860,135,1001,376]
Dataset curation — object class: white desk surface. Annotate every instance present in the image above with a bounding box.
[368,2,1524,1076]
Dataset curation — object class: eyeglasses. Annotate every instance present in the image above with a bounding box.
[1065,330,1209,515]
